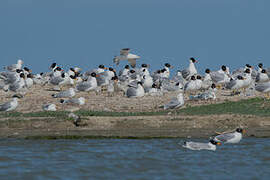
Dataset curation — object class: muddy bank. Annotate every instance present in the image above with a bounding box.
[1,114,269,139]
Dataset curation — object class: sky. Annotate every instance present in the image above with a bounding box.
[1,0,270,74]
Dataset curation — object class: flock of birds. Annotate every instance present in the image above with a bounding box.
[0,48,270,113]
[0,48,267,150]
[182,128,245,151]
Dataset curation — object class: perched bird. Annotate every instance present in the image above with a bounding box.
[256,69,269,83]
[60,97,85,105]
[255,81,270,98]
[181,57,198,80]
[184,75,197,94]
[113,48,140,68]
[163,93,184,110]
[225,75,245,93]
[0,98,18,111]
[42,104,56,111]
[76,72,98,92]
[214,128,245,144]
[182,139,221,151]
[210,65,231,86]
[126,81,145,98]
[52,88,76,98]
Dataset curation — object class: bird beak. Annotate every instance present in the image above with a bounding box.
[217,142,221,146]
[96,74,100,77]
[104,67,108,70]
[243,129,246,134]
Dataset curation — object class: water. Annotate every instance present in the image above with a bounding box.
[0,138,269,180]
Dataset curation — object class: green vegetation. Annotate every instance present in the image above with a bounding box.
[1,98,270,118]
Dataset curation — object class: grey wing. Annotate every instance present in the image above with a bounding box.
[255,82,270,92]
[215,133,235,142]
[9,82,21,92]
[0,102,11,111]
[128,80,138,88]
[210,72,225,83]
[187,142,209,150]
[267,67,270,77]
[225,79,236,89]
[181,69,190,79]
[50,77,63,85]
[76,82,91,91]
[164,98,180,109]
[128,59,137,68]
[6,64,17,71]
[126,87,137,97]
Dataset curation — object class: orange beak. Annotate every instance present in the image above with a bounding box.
[96,74,100,77]
[217,142,221,146]
[243,129,246,134]
[104,67,108,70]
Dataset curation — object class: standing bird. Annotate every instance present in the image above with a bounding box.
[181,57,198,80]
[126,81,145,98]
[214,128,245,144]
[182,139,221,151]
[0,98,18,111]
[210,65,231,87]
[113,48,140,68]
[52,88,76,98]
[255,81,270,98]
[163,93,184,110]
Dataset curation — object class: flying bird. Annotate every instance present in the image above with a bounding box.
[113,48,140,68]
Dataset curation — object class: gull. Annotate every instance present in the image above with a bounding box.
[255,81,270,98]
[25,74,34,89]
[52,88,76,98]
[214,128,245,144]
[182,139,221,151]
[4,59,24,72]
[201,69,213,90]
[96,67,116,86]
[140,64,150,76]
[147,84,163,96]
[126,81,145,98]
[0,69,23,84]
[163,92,184,110]
[194,75,202,90]
[0,98,18,111]
[184,75,197,94]
[60,97,86,105]
[225,75,245,93]
[113,48,140,68]
[68,113,81,127]
[42,104,56,111]
[76,72,98,92]
[181,57,198,80]
[141,74,154,90]
[8,73,26,92]
[163,63,173,78]
[119,65,130,77]
[161,81,183,92]
[210,65,231,86]
[256,69,269,83]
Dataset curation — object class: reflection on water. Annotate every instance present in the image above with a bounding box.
[0,138,269,180]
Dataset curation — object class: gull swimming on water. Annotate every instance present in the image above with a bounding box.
[214,128,245,144]
[182,139,221,151]
[0,98,18,111]
[113,48,140,68]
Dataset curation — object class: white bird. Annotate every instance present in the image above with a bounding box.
[76,72,98,92]
[0,98,18,111]
[255,81,270,98]
[113,48,140,68]
[256,69,269,83]
[184,76,197,93]
[4,59,24,72]
[214,128,245,144]
[201,69,213,90]
[163,63,173,78]
[210,65,231,85]
[225,75,245,92]
[164,92,184,110]
[60,97,86,105]
[140,64,150,76]
[8,73,26,92]
[181,57,198,80]
[126,81,145,98]
[52,88,76,98]
[119,65,130,77]
[182,139,221,151]
[42,104,56,111]
[25,74,34,88]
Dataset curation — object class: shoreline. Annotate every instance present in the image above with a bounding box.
[1,114,270,139]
